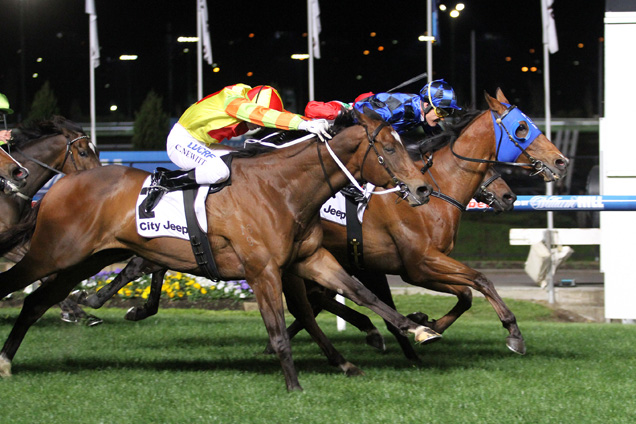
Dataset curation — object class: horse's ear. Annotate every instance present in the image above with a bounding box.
[495,88,510,104]
[484,91,507,115]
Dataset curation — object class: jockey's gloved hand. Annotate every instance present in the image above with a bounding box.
[299,119,332,142]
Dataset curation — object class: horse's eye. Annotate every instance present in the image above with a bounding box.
[384,146,396,154]
[79,150,89,157]
[515,122,529,139]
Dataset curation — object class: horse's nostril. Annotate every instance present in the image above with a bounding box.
[418,185,432,198]
[13,167,29,180]
[504,194,517,204]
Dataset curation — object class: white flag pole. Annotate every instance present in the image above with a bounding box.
[307,0,315,101]
[197,1,203,100]
[86,0,99,145]
[541,0,559,304]
[427,0,433,84]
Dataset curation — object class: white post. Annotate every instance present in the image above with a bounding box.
[307,0,315,101]
[196,2,203,100]
[427,0,433,83]
[544,43,555,304]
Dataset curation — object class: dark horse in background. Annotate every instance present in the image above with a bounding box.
[0,116,102,324]
[0,109,438,391]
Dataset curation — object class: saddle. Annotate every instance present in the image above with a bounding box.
[140,154,234,281]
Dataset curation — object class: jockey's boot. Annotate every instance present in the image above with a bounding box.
[144,168,198,213]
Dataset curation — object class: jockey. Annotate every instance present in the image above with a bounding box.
[0,93,14,145]
[166,83,331,186]
[305,79,461,136]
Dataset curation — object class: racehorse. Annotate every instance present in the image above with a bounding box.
[0,108,437,391]
[269,164,517,359]
[286,93,568,360]
[0,116,100,262]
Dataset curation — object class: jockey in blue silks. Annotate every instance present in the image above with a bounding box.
[353,79,462,136]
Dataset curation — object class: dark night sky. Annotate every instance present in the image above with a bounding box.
[0,0,605,121]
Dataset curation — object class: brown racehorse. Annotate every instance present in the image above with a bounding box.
[0,109,437,391]
[270,165,517,359]
[291,92,569,360]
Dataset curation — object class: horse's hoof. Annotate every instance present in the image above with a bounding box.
[84,315,103,327]
[506,337,526,355]
[67,290,87,303]
[60,311,81,324]
[412,326,442,345]
[365,329,386,352]
[0,354,12,378]
[342,362,365,377]
[124,307,139,321]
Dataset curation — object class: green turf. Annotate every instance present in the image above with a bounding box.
[0,295,634,423]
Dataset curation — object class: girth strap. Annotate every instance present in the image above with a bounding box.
[346,196,365,270]
[183,188,221,281]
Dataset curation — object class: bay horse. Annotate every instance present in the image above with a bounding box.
[0,109,437,391]
[266,164,517,358]
[280,90,567,361]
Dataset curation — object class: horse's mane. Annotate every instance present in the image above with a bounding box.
[8,116,85,148]
[405,108,484,159]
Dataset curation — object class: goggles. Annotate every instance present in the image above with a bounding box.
[427,83,454,118]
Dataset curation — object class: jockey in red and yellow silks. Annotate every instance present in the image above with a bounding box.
[166,83,330,185]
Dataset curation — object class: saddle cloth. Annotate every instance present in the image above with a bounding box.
[136,176,209,241]
[319,183,375,226]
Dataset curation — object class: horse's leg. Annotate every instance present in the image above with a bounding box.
[290,248,441,345]
[73,257,160,309]
[406,282,473,333]
[249,267,302,391]
[0,258,115,377]
[405,250,525,354]
[282,274,363,377]
[124,268,167,321]
[353,271,418,361]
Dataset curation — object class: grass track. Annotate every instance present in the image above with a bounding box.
[0,294,634,423]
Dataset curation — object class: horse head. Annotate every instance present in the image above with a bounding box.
[0,148,29,193]
[473,167,516,213]
[55,117,101,173]
[485,89,568,182]
[353,109,432,206]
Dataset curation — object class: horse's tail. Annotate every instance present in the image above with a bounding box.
[0,201,40,257]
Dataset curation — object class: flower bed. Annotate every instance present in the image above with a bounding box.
[83,269,254,303]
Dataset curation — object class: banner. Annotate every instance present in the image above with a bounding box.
[198,0,213,65]
[541,0,559,54]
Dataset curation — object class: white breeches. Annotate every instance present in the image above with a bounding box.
[166,123,232,185]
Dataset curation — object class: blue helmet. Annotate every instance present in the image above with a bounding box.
[420,79,461,114]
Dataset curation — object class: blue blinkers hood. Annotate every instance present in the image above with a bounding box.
[491,104,543,162]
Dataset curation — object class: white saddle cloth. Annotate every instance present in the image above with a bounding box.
[135,176,210,241]
[319,184,375,226]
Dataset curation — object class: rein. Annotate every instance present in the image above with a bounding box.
[246,124,419,203]
[449,105,552,178]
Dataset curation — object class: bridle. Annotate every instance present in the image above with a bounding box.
[318,121,424,205]
[474,170,503,208]
[3,133,92,200]
[450,104,555,179]
[9,133,90,176]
